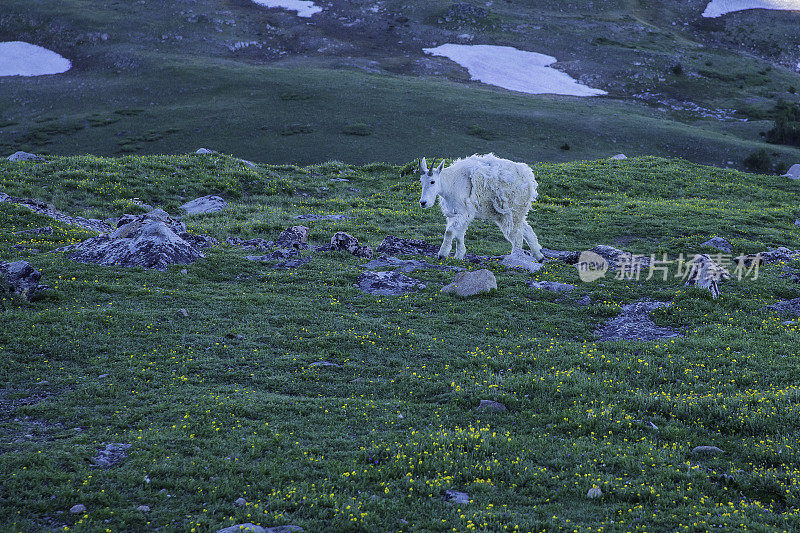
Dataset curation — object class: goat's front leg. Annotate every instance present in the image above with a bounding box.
[437,217,458,259]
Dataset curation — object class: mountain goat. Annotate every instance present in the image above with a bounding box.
[418,153,544,261]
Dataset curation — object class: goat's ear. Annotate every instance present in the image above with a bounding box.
[419,157,428,175]
[435,160,445,173]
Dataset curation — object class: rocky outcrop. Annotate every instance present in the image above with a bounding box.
[609,154,627,160]
[226,237,273,252]
[684,254,731,299]
[324,232,373,258]
[0,194,112,233]
[356,270,426,296]
[441,269,497,297]
[594,300,679,342]
[275,226,310,249]
[701,237,732,253]
[180,195,228,215]
[57,209,216,270]
[376,235,439,257]
[784,163,800,179]
[7,151,44,162]
[0,260,51,300]
[501,250,543,272]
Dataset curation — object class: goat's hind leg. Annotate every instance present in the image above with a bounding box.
[523,222,544,261]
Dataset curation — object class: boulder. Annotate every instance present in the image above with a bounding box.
[91,442,131,467]
[0,260,51,301]
[784,163,800,179]
[275,226,309,249]
[376,235,439,257]
[501,250,543,272]
[541,248,581,263]
[441,269,497,297]
[701,236,732,253]
[180,195,228,215]
[442,490,470,504]
[57,209,217,270]
[216,525,264,533]
[609,154,627,160]
[528,280,576,293]
[70,504,86,514]
[328,232,373,259]
[764,297,800,317]
[684,254,731,299]
[586,487,603,499]
[691,445,724,456]
[7,151,44,162]
[195,148,215,154]
[356,270,426,296]
[476,400,507,412]
[594,300,679,342]
[227,237,273,251]
[589,245,650,271]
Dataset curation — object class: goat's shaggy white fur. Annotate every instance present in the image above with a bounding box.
[418,153,544,260]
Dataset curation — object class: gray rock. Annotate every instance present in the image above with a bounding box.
[501,250,543,272]
[476,400,507,412]
[594,300,679,342]
[234,497,247,507]
[1,194,112,233]
[91,442,131,467]
[684,254,731,299]
[70,504,86,514]
[195,148,215,154]
[177,308,189,318]
[216,524,265,533]
[376,235,439,257]
[609,153,627,160]
[0,260,51,300]
[137,505,151,512]
[528,280,576,293]
[294,214,350,221]
[692,445,724,455]
[327,232,373,259]
[239,159,257,169]
[275,226,309,249]
[309,361,341,368]
[265,526,304,533]
[228,237,273,251]
[356,270,427,296]
[784,163,800,179]
[442,490,470,504]
[701,236,732,253]
[7,151,44,162]
[180,195,228,215]
[586,487,603,498]
[758,247,800,264]
[57,209,216,271]
[764,297,800,316]
[273,257,312,269]
[589,245,650,271]
[541,248,581,262]
[441,269,497,297]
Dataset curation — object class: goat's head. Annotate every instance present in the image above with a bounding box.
[418,157,445,209]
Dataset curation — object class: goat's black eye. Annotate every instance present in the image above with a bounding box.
[430,180,435,185]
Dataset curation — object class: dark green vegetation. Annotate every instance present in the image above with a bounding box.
[2,154,800,531]
[1,0,800,168]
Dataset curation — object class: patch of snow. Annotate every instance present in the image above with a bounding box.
[702,0,800,18]
[250,0,322,17]
[423,44,606,96]
[0,41,71,76]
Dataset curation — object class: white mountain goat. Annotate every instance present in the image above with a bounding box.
[418,153,544,260]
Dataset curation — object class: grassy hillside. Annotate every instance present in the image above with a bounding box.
[1,0,800,168]
[2,154,800,531]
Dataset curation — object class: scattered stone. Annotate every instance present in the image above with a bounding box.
[235,497,247,507]
[216,524,265,533]
[588,245,650,271]
[501,250,543,272]
[136,505,150,512]
[98,373,110,379]
[227,237,273,252]
[586,487,603,499]
[594,300,679,342]
[327,232,373,259]
[441,269,497,297]
[7,151,44,162]
[356,270,427,296]
[69,504,86,514]
[246,249,299,262]
[91,442,131,467]
[195,148,214,154]
[476,400,507,412]
[361,256,462,273]
[609,154,627,160]
[309,361,341,368]
[35,381,49,386]
[528,280,576,293]
[274,226,309,249]
[180,268,188,275]
[0,260,52,300]
[764,297,800,317]
[442,490,471,504]
[294,214,350,220]
[575,294,592,307]
[376,235,439,257]
[755,247,800,264]
[701,236,732,254]
[13,226,53,236]
[177,308,189,318]
[180,195,228,215]
[57,209,216,271]
[684,254,731,299]
[541,248,581,262]
[692,445,724,455]
[784,163,800,179]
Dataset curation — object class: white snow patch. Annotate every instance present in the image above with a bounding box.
[702,0,800,18]
[0,41,71,76]
[423,44,606,96]
[250,0,322,17]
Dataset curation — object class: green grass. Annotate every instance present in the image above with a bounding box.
[1,154,800,531]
